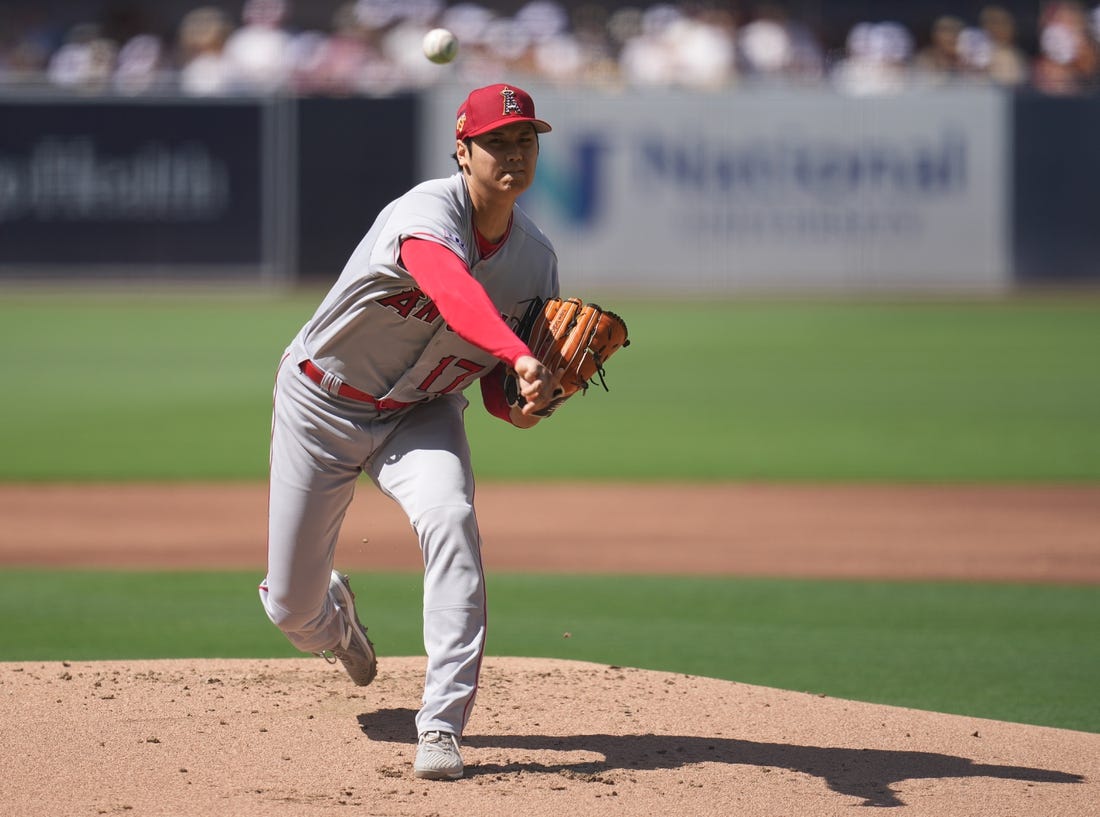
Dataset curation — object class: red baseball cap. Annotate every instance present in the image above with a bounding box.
[455,84,552,140]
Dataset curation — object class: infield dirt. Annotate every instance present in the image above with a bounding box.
[1,482,1098,817]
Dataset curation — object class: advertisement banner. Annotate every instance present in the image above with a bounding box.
[295,95,418,280]
[421,86,1011,293]
[0,98,283,280]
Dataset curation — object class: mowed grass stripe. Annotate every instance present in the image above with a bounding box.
[0,296,1098,481]
[1,569,1096,733]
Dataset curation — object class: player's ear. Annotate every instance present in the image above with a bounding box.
[455,138,471,172]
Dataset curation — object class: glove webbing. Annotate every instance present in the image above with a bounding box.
[529,298,599,393]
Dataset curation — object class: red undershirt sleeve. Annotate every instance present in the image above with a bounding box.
[479,362,515,423]
[400,237,531,368]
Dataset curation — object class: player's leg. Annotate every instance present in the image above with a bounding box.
[260,357,365,654]
[369,394,485,740]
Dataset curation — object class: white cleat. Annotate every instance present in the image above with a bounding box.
[320,570,377,686]
[414,731,464,780]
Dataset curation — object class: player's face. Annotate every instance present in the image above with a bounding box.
[460,122,539,196]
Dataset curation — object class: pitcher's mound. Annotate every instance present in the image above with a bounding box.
[2,656,1094,817]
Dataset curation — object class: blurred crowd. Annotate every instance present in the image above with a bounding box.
[1,0,1098,97]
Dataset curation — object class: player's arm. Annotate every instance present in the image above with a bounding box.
[401,237,528,362]
[480,361,547,428]
[401,237,556,415]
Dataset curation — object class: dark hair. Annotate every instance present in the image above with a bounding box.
[451,138,472,170]
[451,131,541,169]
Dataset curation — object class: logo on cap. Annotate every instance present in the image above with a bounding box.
[500,88,523,117]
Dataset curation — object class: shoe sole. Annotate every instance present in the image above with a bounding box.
[413,767,464,781]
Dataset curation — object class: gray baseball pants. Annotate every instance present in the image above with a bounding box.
[260,353,486,737]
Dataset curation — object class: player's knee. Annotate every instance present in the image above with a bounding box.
[269,606,319,634]
[260,587,324,634]
[416,503,483,588]
[415,503,477,537]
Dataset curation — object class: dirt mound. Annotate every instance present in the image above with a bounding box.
[3,483,1099,582]
[2,656,1095,817]
[2,483,1097,814]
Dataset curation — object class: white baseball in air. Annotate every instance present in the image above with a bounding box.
[423,28,459,64]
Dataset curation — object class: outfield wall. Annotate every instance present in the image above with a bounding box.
[421,86,1014,294]
[1,87,1096,291]
[0,97,287,281]
[1012,93,1100,285]
[0,94,418,283]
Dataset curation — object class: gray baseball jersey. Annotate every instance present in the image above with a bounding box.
[288,172,558,406]
[261,170,559,740]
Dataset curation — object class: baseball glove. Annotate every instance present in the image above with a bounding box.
[508,297,630,416]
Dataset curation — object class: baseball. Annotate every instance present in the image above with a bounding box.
[423,28,458,64]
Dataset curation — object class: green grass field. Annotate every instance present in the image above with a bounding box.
[1,293,1098,481]
[1,293,1097,732]
[2,569,1096,732]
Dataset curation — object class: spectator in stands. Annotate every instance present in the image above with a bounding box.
[618,3,736,89]
[615,4,678,86]
[176,6,233,96]
[425,3,487,84]
[46,22,117,92]
[738,5,791,81]
[913,15,968,85]
[8,0,1100,97]
[672,6,738,89]
[564,4,620,86]
[737,3,824,85]
[221,0,295,93]
[1032,0,1100,93]
[291,3,380,96]
[113,33,168,95]
[975,5,1030,86]
[0,7,54,86]
[518,0,590,84]
[831,21,913,95]
[0,36,50,86]
[374,0,453,91]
